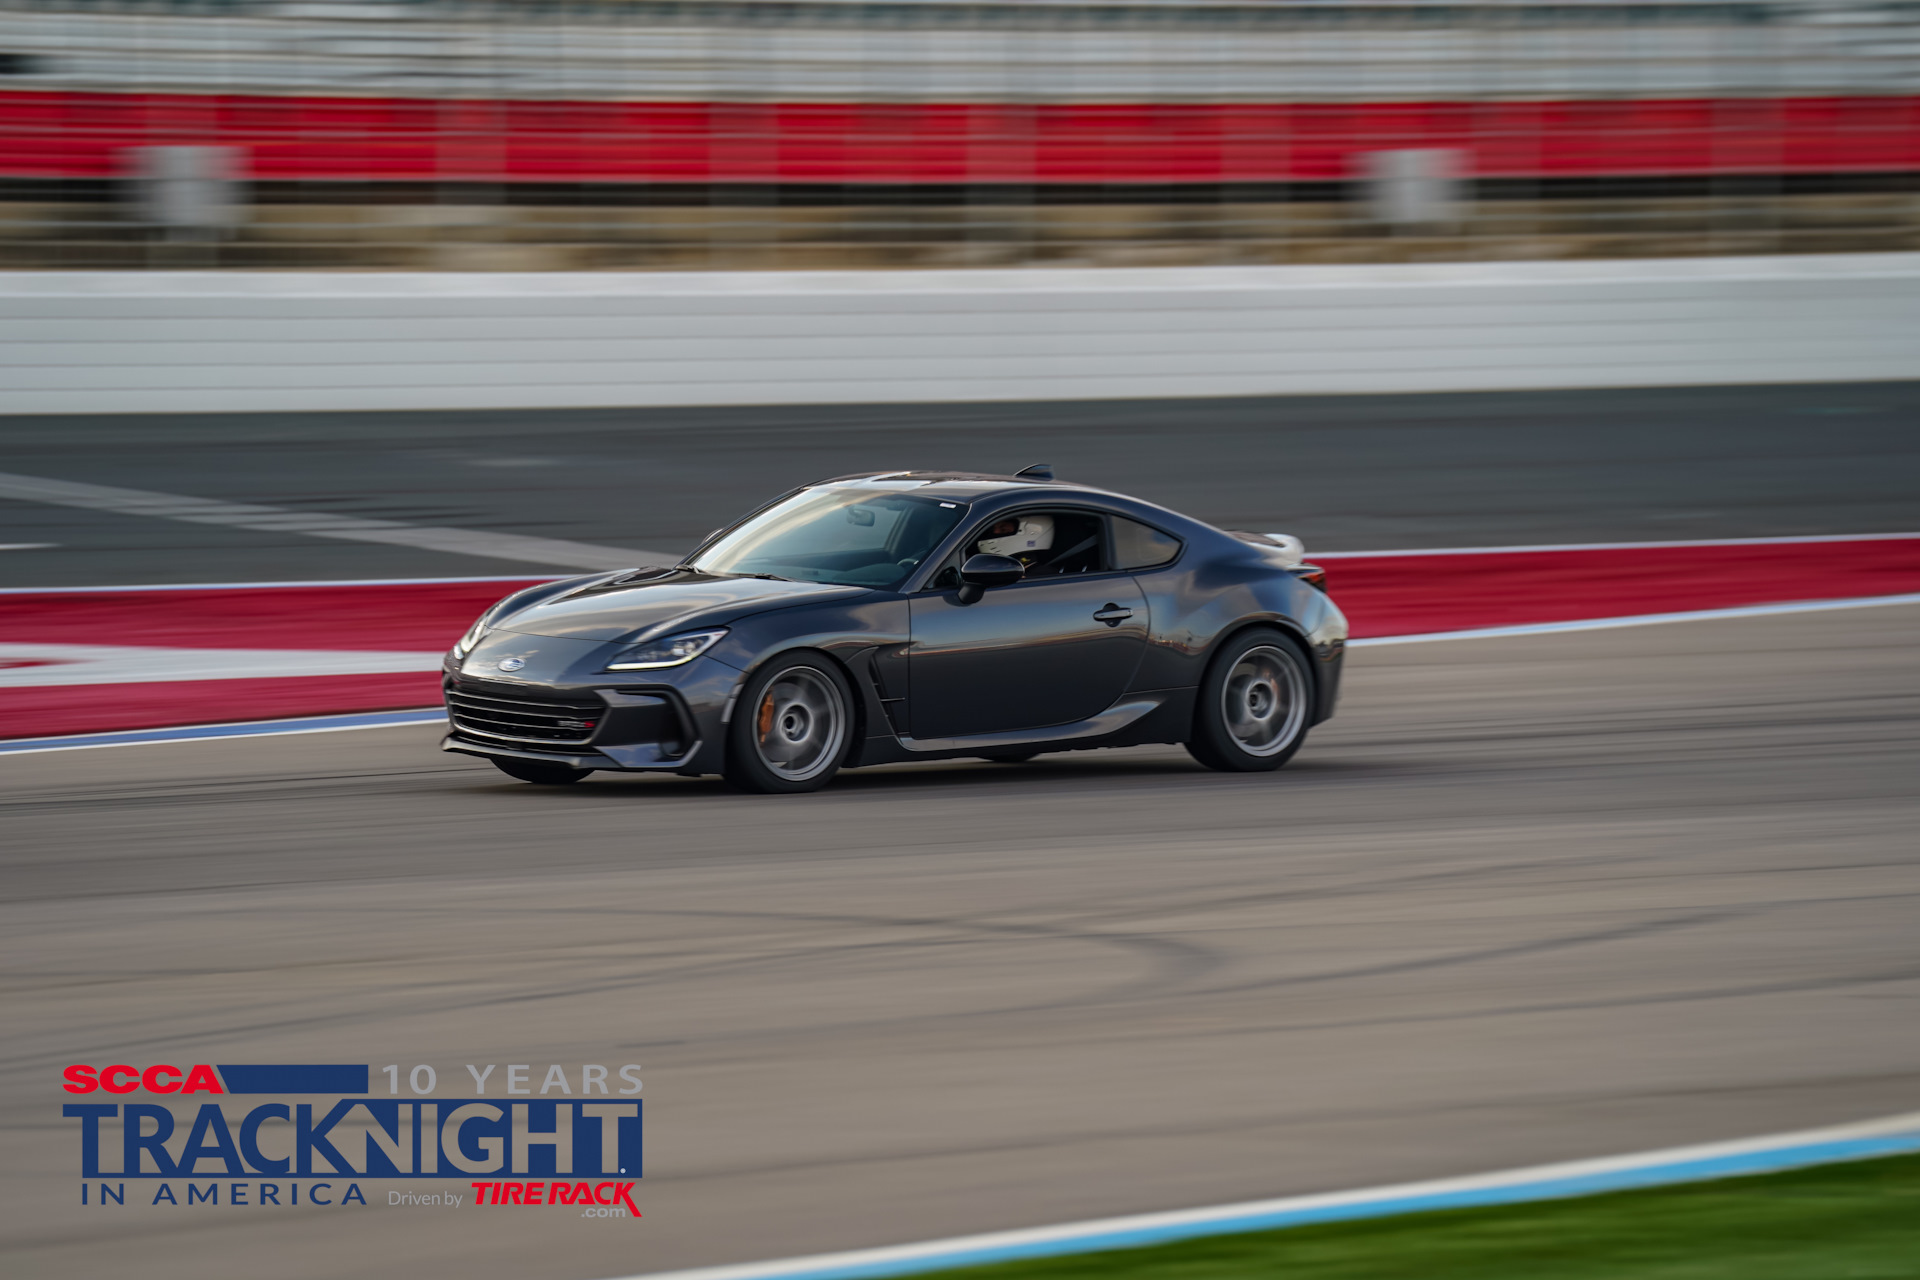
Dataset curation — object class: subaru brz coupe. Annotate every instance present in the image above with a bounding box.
[442,468,1347,792]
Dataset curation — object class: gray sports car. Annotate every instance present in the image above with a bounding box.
[442,467,1346,792]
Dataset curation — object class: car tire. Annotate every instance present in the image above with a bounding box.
[490,757,592,785]
[723,652,854,794]
[1185,628,1313,773]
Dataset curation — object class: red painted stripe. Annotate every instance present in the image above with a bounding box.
[0,579,547,650]
[4,92,1916,183]
[1318,538,1920,639]
[4,538,1918,739]
[0,673,442,741]
[0,579,525,738]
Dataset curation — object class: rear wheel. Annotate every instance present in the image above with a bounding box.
[723,652,853,794]
[1185,628,1313,773]
[490,757,592,785]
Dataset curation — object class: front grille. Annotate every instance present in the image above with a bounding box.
[446,686,604,746]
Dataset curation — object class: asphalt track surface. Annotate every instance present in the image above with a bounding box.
[7,601,1920,1280]
[4,381,1920,586]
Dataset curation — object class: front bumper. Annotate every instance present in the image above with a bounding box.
[443,676,703,771]
[440,630,740,773]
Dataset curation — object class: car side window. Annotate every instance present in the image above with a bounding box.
[926,509,1112,589]
[1111,516,1183,570]
[1020,510,1108,577]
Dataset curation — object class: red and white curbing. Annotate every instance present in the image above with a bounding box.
[0,642,444,686]
[3,532,1918,748]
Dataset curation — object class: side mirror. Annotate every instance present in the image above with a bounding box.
[956,553,1024,604]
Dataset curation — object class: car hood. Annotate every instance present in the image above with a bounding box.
[490,568,871,643]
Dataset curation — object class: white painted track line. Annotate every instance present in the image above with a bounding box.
[1295,530,1920,557]
[0,709,447,755]
[606,1110,1920,1280]
[0,642,445,687]
[0,470,674,571]
[1347,591,1920,647]
[0,573,568,594]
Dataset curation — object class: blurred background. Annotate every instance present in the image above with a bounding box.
[2,0,1918,270]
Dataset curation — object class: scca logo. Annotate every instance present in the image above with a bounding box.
[65,1065,225,1095]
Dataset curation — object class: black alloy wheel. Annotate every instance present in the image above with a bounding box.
[490,756,593,785]
[723,652,854,794]
[1185,627,1313,772]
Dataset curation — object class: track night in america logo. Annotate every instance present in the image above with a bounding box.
[61,1061,642,1216]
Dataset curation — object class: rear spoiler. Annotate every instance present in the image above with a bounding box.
[1229,530,1327,592]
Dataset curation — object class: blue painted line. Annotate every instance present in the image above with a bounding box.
[807,1134,1920,1280]
[619,1118,1920,1280]
[0,708,446,755]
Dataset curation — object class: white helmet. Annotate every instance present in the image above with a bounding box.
[976,514,1054,558]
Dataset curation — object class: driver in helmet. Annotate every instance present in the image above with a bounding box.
[974,514,1054,571]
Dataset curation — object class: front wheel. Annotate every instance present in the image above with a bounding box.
[490,756,592,785]
[1185,629,1313,773]
[723,652,854,794]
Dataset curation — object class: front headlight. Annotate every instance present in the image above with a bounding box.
[453,607,499,658]
[605,628,727,671]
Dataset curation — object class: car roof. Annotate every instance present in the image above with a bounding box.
[815,470,1112,502]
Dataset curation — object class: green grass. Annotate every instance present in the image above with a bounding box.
[931,1153,1920,1280]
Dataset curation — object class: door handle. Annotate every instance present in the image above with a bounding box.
[1092,604,1134,627]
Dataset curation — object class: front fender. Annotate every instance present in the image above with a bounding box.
[701,595,912,770]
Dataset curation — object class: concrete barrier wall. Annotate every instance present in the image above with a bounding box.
[4,256,1918,415]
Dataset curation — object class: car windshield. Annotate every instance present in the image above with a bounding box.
[689,487,970,590]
